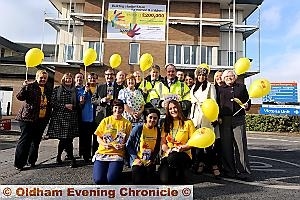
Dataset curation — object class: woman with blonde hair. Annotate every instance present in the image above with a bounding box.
[46,73,79,168]
[14,70,52,170]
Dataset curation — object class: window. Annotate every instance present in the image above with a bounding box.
[168,45,175,64]
[88,41,104,61]
[70,3,75,13]
[228,51,236,66]
[129,43,140,64]
[168,45,213,66]
[68,24,74,33]
[0,48,5,58]
[64,45,74,60]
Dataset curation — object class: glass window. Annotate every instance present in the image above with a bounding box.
[64,45,74,60]
[207,47,212,65]
[191,46,198,65]
[201,46,206,64]
[175,45,181,64]
[0,48,5,58]
[129,43,140,64]
[183,46,191,64]
[168,45,175,64]
[168,45,214,66]
[88,41,103,61]
[228,51,236,66]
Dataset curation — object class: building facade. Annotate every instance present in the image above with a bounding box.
[47,0,263,82]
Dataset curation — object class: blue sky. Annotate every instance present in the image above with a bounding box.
[0,0,299,101]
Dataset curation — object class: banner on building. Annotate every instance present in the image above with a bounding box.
[107,3,166,41]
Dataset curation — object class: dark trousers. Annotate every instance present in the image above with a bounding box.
[159,152,191,184]
[14,119,48,168]
[92,134,98,155]
[57,138,75,159]
[132,164,156,185]
[220,116,251,176]
[79,121,95,160]
[93,160,124,184]
[192,139,221,168]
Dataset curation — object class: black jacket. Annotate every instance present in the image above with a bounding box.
[91,82,122,123]
[15,81,52,122]
[217,82,251,117]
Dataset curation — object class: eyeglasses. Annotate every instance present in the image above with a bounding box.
[224,75,235,78]
[105,73,115,76]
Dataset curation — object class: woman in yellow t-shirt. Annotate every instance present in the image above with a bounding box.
[126,108,161,184]
[92,99,132,184]
[160,100,196,184]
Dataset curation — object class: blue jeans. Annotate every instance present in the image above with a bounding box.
[93,160,124,184]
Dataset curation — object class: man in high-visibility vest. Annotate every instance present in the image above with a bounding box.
[161,64,191,117]
[137,65,168,110]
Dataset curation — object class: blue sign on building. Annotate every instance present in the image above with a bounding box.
[262,83,298,103]
[260,105,300,116]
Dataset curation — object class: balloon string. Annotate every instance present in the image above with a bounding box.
[25,67,28,81]
[232,98,250,116]
[85,65,87,83]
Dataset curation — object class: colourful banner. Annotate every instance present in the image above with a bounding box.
[107,3,166,41]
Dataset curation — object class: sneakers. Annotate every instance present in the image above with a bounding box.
[15,167,24,171]
[212,165,221,179]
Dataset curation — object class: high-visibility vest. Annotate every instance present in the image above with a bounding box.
[138,80,152,92]
[168,81,191,101]
[146,81,169,103]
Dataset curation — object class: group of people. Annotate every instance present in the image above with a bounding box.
[14,62,252,184]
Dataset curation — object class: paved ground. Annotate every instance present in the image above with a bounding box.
[0,119,300,199]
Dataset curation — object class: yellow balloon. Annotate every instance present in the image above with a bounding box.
[83,48,97,66]
[140,53,153,72]
[234,57,251,75]
[25,48,44,68]
[201,99,219,122]
[109,54,122,69]
[248,78,271,98]
[187,127,216,148]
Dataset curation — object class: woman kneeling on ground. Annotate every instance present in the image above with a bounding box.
[126,108,162,184]
[92,99,132,184]
[159,100,196,184]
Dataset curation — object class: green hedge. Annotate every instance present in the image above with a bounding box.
[246,114,300,133]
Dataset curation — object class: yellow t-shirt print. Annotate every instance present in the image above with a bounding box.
[95,116,132,157]
[137,124,157,160]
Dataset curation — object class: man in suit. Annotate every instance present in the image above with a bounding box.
[92,69,121,153]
